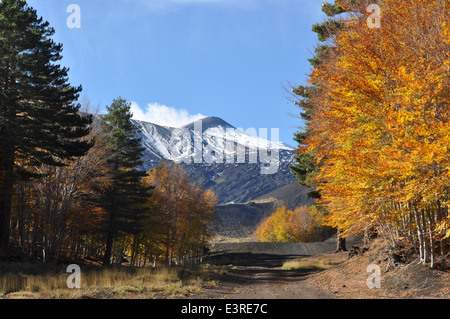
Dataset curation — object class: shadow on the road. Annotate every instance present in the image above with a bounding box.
[205,251,307,268]
[204,252,318,286]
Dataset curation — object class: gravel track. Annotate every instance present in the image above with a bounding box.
[199,241,361,299]
[210,241,339,257]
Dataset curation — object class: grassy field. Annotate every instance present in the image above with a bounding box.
[0,262,229,299]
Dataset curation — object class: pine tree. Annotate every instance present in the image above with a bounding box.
[99,97,151,266]
[290,1,360,251]
[0,0,92,252]
[291,0,356,188]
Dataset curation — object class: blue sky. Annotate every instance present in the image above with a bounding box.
[27,0,327,145]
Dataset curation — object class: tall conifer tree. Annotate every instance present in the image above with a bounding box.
[99,97,150,266]
[291,1,353,188]
[0,0,92,252]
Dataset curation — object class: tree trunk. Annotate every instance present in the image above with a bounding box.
[0,144,14,253]
[103,160,119,266]
[336,229,347,252]
[440,239,447,269]
[421,210,430,263]
[15,181,26,249]
[364,226,377,244]
[103,231,114,266]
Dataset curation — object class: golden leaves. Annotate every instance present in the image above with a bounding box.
[255,206,322,243]
[303,0,450,244]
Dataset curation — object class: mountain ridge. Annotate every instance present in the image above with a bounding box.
[127,115,298,204]
[182,116,236,131]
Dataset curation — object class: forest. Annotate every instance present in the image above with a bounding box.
[1,0,449,276]
[289,0,449,269]
[5,95,217,266]
[0,0,216,266]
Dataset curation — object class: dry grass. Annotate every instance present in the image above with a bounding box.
[282,258,344,270]
[0,263,228,299]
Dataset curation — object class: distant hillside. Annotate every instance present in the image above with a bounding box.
[211,181,318,242]
[211,201,276,242]
[183,157,295,204]
[253,181,316,210]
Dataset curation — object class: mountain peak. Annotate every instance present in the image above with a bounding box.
[183,116,235,131]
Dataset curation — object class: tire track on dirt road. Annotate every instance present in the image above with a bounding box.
[198,241,357,299]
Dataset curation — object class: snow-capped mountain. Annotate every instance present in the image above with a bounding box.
[135,116,294,166]
[133,116,297,204]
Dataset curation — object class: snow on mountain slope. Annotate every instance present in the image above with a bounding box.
[134,116,294,166]
[132,116,297,203]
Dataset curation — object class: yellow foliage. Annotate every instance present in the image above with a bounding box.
[255,206,327,243]
[302,0,449,264]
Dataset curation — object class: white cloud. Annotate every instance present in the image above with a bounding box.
[130,102,207,128]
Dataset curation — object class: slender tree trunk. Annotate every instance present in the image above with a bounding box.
[430,230,435,269]
[130,235,139,266]
[414,205,430,264]
[427,208,436,269]
[440,239,446,269]
[414,206,425,263]
[165,245,170,266]
[0,142,14,253]
[421,210,430,263]
[15,181,26,249]
[103,231,114,266]
[103,160,119,266]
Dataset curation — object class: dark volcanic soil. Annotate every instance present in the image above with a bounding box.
[200,253,334,299]
[197,241,449,299]
[197,241,356,299]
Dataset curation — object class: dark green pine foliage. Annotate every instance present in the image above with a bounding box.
[100,97,151,266]
[0,0,92,251]
[290,0,357,195]
[290,85,320,198]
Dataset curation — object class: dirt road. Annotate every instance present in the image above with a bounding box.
[195,240,449,300]
[198,242,349,299]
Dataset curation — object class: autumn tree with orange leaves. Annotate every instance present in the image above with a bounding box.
[10,106,111,263]
[301,0,449,268]
[142,162,217,266]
